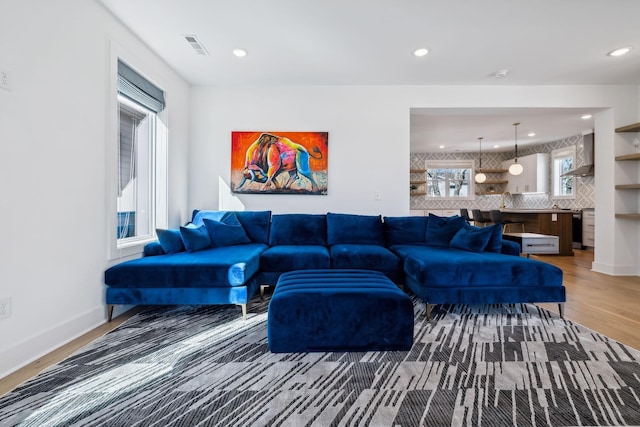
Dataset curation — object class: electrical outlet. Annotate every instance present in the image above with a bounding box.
[374,191,382,201]
[0,69,12,91]
[0,297,11,320]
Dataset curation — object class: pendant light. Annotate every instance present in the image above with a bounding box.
[474,137,487,183]
[509,122,524,176]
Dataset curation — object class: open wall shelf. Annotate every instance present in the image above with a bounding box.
[615,122,640,133]
[478,180,508,185]
[410,169,427,197]
[615,153,640,161]
[477,169,508,173]
[615,213,640,219]
[614,123,640,219]
[475,169,509,195]
[615,184,640,189]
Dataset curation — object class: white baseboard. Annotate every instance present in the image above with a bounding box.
[0,305,107,380]
[592,261,638,276]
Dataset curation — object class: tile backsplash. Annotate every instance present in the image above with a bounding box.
[410,134,595,211]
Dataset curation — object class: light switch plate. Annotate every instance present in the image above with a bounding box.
[1,69,12,91]
[0,297,11,320]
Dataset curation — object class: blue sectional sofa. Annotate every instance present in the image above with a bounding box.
[104,211,565,320]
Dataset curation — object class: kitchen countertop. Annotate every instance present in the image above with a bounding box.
[499,209,577,214]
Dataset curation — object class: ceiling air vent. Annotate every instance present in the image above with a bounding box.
[184,35,209,56]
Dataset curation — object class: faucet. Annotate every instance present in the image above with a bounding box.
[501,191,511,210]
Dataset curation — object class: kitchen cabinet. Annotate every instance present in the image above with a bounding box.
[501,153,549,194]
[499,209,574,256]
[582,209,595,247]
[614,123,640,219]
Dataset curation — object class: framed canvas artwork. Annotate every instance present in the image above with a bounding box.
[231,131,328,195]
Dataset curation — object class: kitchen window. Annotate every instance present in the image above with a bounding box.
[551,147,576,198]
[425,160,474,200]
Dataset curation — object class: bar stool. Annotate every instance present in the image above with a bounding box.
[460,208,473,224]
[471,209,492,227]
[489,209,525,233]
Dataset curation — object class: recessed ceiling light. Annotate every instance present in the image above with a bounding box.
[581,114,592,120]
[439,145,445,149]
[493,69,509,78]
[607,47,632,57]
[493,145,500,149]
[233,48,247,57]
[528,132,536,137]
[414,48,429,57]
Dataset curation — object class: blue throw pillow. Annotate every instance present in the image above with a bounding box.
[450,224,493,252]
[484,223,503,253]
[235,210,272,244]
[190,210,226,227]
[425,214,466,247]
[179,224,212,251]
[203,212,251,247]
[156,228,185,254]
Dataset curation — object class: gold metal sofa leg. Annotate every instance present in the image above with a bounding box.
[240,304,247,320]
[107,305,114,322]
[558,303,564,318]
[426,304,432,320]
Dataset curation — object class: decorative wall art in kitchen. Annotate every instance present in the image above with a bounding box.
[231,131,328,195]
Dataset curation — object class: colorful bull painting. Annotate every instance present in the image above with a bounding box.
[231,131,328,195]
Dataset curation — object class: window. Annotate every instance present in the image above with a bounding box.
[113,59,167,253]
[551,147,576,198]
[425,161,474,199]
[117,95,155,241]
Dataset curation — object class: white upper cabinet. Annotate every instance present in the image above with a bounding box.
[502,153,549,194]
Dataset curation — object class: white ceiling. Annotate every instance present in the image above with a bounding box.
[410,108,601,153]
[99,0,640,151]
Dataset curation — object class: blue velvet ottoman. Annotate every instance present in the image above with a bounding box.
[267,269,414,353]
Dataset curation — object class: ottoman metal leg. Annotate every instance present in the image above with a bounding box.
[260,284,269,299]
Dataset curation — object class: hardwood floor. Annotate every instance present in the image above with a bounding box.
[536,249,640,350]
[0,307,142,398]
[1,249,639,397]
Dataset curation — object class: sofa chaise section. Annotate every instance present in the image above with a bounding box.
[385,214,564,319]
[104,210,273,320]
[105,243,266,320]
[394,244,565,318]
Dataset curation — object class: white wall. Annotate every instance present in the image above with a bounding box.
[189,86,410,216]
[0,0,190,377]
[190,84,639,273]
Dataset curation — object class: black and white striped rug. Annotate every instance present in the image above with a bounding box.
[2,298,639,426]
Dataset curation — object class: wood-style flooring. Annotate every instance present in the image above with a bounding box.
[536,249,640,350]
[1,249,639,397]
